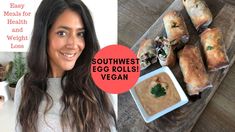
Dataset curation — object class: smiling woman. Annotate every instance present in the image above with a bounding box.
[47,9,85,77]
[14,0,116,132]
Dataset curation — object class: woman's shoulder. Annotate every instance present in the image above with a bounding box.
[15,75,26,93]
[14,75,26,108]
[17,75,25,87]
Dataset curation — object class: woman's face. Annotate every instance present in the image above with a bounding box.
[48,9,85,77]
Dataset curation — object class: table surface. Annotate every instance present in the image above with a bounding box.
[118,0,235,131]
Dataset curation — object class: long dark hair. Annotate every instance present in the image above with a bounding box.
[17,0,116,131]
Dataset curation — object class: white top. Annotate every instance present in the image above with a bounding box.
[14,77,116,132]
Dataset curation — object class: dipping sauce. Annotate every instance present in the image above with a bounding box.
[134,72,180,116]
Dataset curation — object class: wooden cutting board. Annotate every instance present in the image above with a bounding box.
[118,0,235,131]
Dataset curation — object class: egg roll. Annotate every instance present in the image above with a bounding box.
[200,28,229,71]
[137,39,158,70]
[163,11,189,45]
[155,36,176,67]
[182,0,213,32]
[178,45,211,95]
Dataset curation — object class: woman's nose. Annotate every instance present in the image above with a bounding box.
[66,35,77,49]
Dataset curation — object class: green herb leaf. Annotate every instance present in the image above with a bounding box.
[159,49,167,58]
[151,84,166,97]
[159,36,164,40]
[207,45,213,50]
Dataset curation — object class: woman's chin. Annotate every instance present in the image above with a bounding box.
[62,63,76,71]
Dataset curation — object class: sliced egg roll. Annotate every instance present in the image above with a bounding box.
[137,39,158,70]
[200,28,229,71]
[178,45,212,95]
[155,36,176,67]
[182,0,213,32]
[163,11,189,45]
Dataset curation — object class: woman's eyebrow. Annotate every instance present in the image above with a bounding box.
[57,26,85,31]
[78,28,85,32]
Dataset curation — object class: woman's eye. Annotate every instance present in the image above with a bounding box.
[77,32,85,37]
[56,31,66,37]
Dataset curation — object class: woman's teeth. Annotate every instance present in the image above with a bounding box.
[62,53,76,58]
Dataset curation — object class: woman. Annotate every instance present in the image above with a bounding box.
[14,0,116,131]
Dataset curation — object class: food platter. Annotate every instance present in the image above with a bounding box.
[121,0,235,131]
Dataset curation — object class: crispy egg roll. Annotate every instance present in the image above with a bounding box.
[182,0,213,32]
[137,39,158,70]
[200,28,229,71]
[178,45,211,95]
[163,11,189,45]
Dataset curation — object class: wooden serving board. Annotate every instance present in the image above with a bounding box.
[118,0,235,131]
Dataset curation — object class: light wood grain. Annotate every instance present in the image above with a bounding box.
[193,64,235,131]
[118,0,235,131]
[118,0,173,47]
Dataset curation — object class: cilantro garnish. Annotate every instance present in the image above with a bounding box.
[159,36,164,40]
[207,45,213,50]
[158,49,167,58]
[151,84,166,97]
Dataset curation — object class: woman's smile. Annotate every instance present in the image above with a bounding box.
[59,51,78,60]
